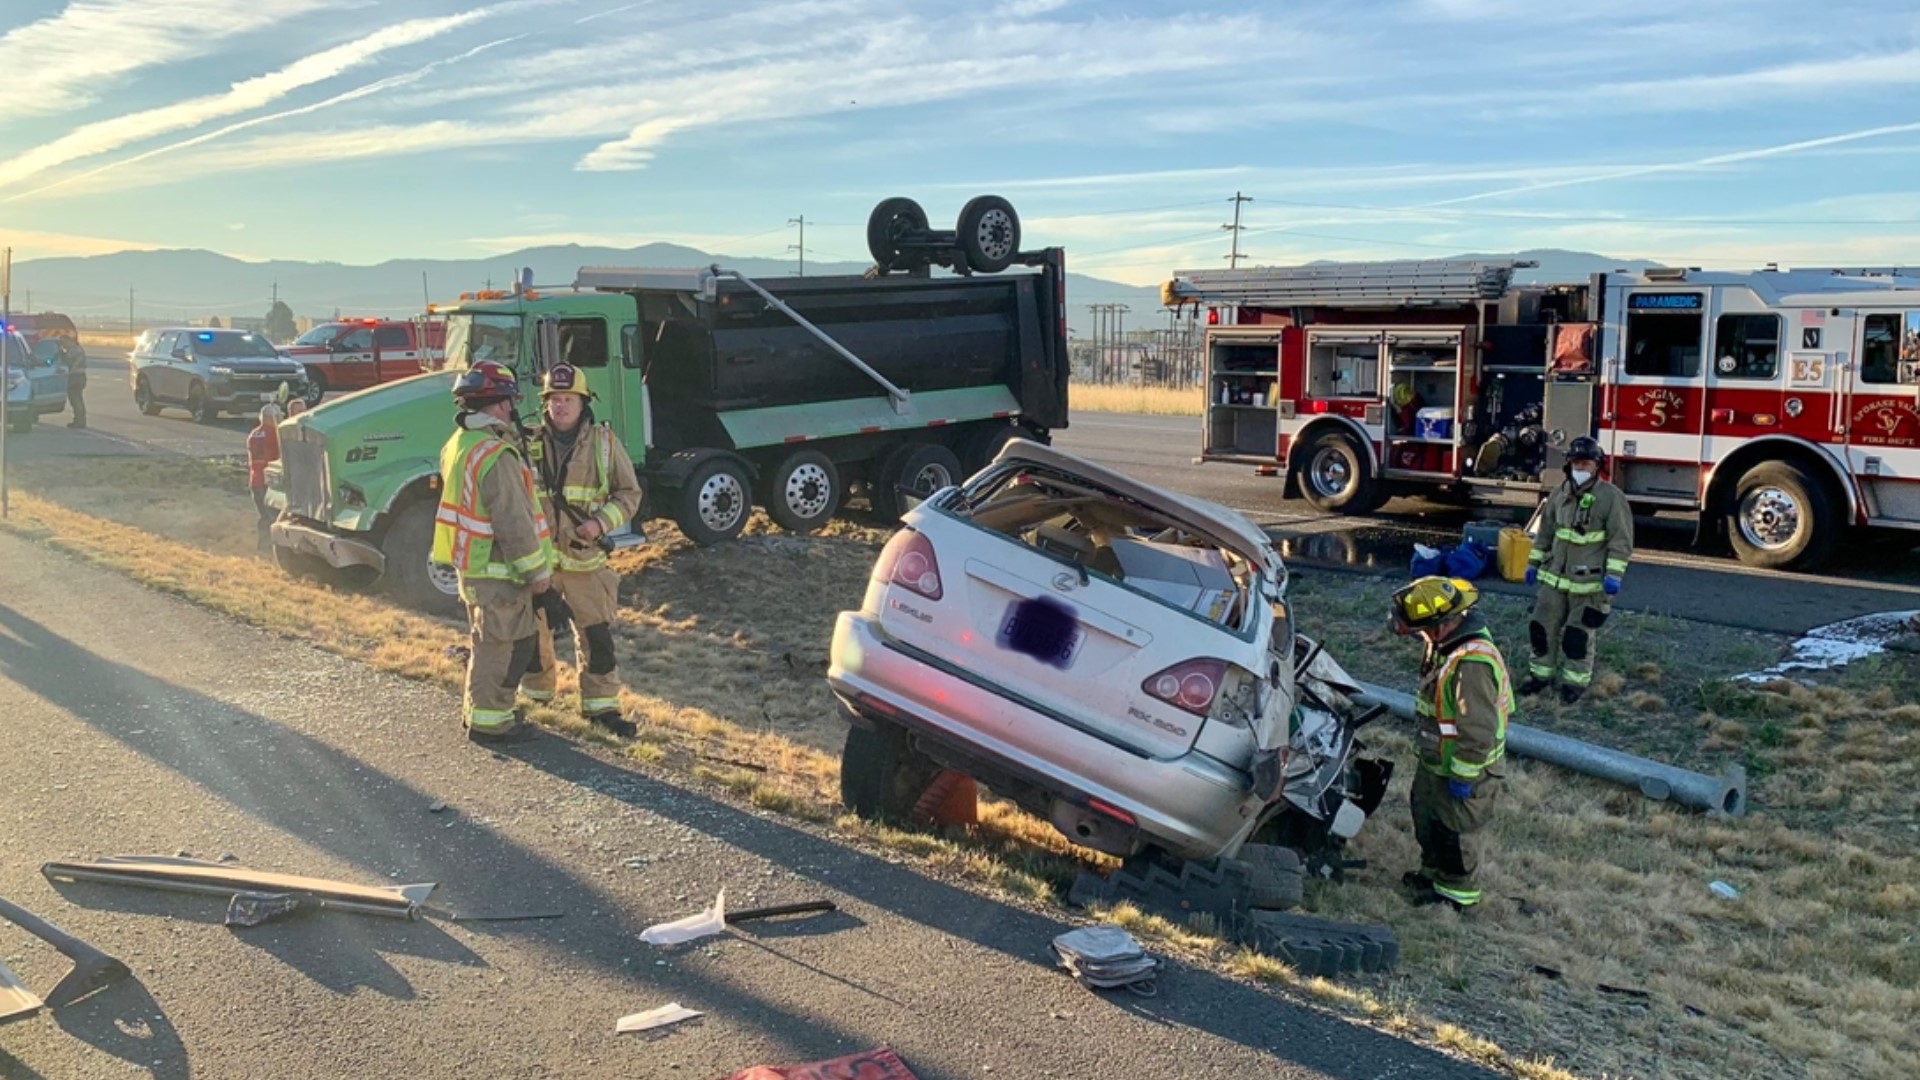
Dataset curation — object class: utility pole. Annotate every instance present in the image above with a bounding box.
[789,216,806,276]
[1223,191,1253,268]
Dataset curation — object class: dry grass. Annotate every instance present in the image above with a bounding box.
[12,460,1920,1080]
[1072,383,1205,416]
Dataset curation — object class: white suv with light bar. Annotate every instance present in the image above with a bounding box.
[829,441,1391,891]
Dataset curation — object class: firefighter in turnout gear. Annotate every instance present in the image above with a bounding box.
[519,364,644,738]
[431,360,556,742]
[1391,576,1513,912]
[1522,437,1633,704]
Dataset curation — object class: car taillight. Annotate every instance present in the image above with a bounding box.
[1143,659,1229,717]
[875,529,942,601]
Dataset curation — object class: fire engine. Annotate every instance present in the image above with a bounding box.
[1163,259,1920,571]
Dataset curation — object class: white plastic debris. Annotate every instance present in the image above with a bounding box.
[1709,881,1740,901]
[1733,610,1919,683]
[639,889,726,946]
[616,1002,702,1034]
[1051,925,1159,996]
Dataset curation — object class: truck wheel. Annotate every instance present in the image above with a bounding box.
[874,442,962,522]
[1726,459,1836,571]
[187,382,216,424]
[134,377,163,416]
[960,423,1022,474]
[956,195,1020,274]
[839,718,943,823]
[382,501,464,617]
[766,449,840,534]
[866,197,929,273]
[678,457,753,545]
[302,369,327,407]
[1298,430,1383,514]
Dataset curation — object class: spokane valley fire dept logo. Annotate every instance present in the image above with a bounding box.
[1850,400,1920,446]
[1636,388,1686,427]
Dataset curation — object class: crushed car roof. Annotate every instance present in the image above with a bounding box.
[990,440,1283,575]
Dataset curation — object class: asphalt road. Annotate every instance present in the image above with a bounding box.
[0,532,1494,1080]
[1055,414,1920,636]
[17,352,1918,637]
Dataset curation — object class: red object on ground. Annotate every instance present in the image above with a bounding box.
[912,770,978,827]
[724,1047,920,1080]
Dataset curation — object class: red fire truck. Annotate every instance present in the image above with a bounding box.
[278,317,446,405]
[1164,259,1920,571]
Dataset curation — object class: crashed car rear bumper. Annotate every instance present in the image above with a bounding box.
[828,612,1256,860]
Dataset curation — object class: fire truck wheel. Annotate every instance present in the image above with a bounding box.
[1726,459,1836,571]
[1298,431,1383,514]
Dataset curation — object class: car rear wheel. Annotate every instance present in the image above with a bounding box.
[839,717,945,823]
[382,501,463,617]
[765,449,840,534]
[134,377,162,416]
[187,382,216,424]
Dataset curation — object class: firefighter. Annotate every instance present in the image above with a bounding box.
[519,363,643,738]
[59,337,87,429]
[1522,436,1633,704]
[1391,576,1513,912]
[430,360,556,743]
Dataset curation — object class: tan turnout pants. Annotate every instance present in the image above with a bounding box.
[521,566,624,715]
[462,578,541,733]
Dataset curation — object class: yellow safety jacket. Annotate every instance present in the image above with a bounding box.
[1415,630,1513,780]
[431,423,554,585]
[1529,478,1634,596]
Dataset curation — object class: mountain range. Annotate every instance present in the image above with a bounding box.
[8,245,1663,336]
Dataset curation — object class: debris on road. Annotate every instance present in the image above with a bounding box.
[43,855,435,921]
[639,888,726,945]
[1051,925,1160,996]
[724,900,836,926]
[615,1002,702,1035]
[225,891,303,928]
[725,1047,920,1080]
[0,894,132,1017]
[437,907,565,923]
[1733,609,1920,682]
[1243,911,1400,977]
[1709,881,1741,901]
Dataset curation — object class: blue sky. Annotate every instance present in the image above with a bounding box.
[2,0,1919,285]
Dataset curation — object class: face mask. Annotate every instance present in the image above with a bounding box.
[1570,468,1594,486]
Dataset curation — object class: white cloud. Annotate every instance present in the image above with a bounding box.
[0,226,161,260]
[0,7,498,191]
[0,0,350,115]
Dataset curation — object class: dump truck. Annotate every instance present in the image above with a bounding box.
[266,196,1069,614]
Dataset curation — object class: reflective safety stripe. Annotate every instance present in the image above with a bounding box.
[1528,550,1546,564]
[1555,527,1608,544]
[1564,668,1594,686]
[1528,661,1556,678]
[466,706,518,731]
[1606,558,1629,574]
[1537,570,1603,595]
[1432,882,1481,906]
[521,689,555,703]
[1449,758,1488,779]
[580,697,621,715]
[1429,637,1512,778]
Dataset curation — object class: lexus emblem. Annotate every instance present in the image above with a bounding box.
[1052,571,1079,592]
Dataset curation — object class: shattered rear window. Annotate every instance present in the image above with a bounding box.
[945,463,1258,633]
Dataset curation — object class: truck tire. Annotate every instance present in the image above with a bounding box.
[677,457,753,546]
[959,422,1022,474]
[866,197,929,273]
[873,442,962,522]
[302,368,327,407]
[956,195,1020,274]
[134,376,163,416]
[766,449,840,534]
[187,382,216,424]
[839,718,943,823]
[382,501,463,617]
[1298,430,1383,514]
[1726,459,1836,571]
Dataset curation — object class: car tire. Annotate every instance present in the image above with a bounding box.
[1297,429,1384,514]
[866,196,930,273]
[302,369,327,407]
[382,500,464,617]
[765,449,840,534]
[134,377,163,416]
[187,382,216,424]
[676,457,753,546]
[839,718,944,823]
[873,442,963,522]
[956,195,1021,274]
[1726,459,1837,571]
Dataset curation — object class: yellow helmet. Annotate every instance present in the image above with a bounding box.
[1390,576,1478,636]
[540,363,592,399]
[1390,381,1415,409]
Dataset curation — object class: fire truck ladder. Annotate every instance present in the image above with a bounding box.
[1163,258,1536,309]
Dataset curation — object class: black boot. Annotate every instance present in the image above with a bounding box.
[588,711,637,739]
[1401,870,1433,892]
[1560,683,1586,705]
[1518,675,1551,696]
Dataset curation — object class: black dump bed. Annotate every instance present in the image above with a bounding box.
[603,255,1069,446]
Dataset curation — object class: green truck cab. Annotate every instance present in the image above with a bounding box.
[267,241,1069,615]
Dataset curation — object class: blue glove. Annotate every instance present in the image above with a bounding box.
[1447,779,1473,800]
[1524,565,1537,586]
[1603,574,1622,596]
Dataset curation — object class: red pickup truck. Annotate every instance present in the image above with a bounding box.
[278,318,445,404]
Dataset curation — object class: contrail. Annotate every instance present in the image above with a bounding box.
[1424,120,1920,208]
[575,2,649,24]
[7,36,523,203]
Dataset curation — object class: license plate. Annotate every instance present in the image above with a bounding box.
[997,597,1084,670]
